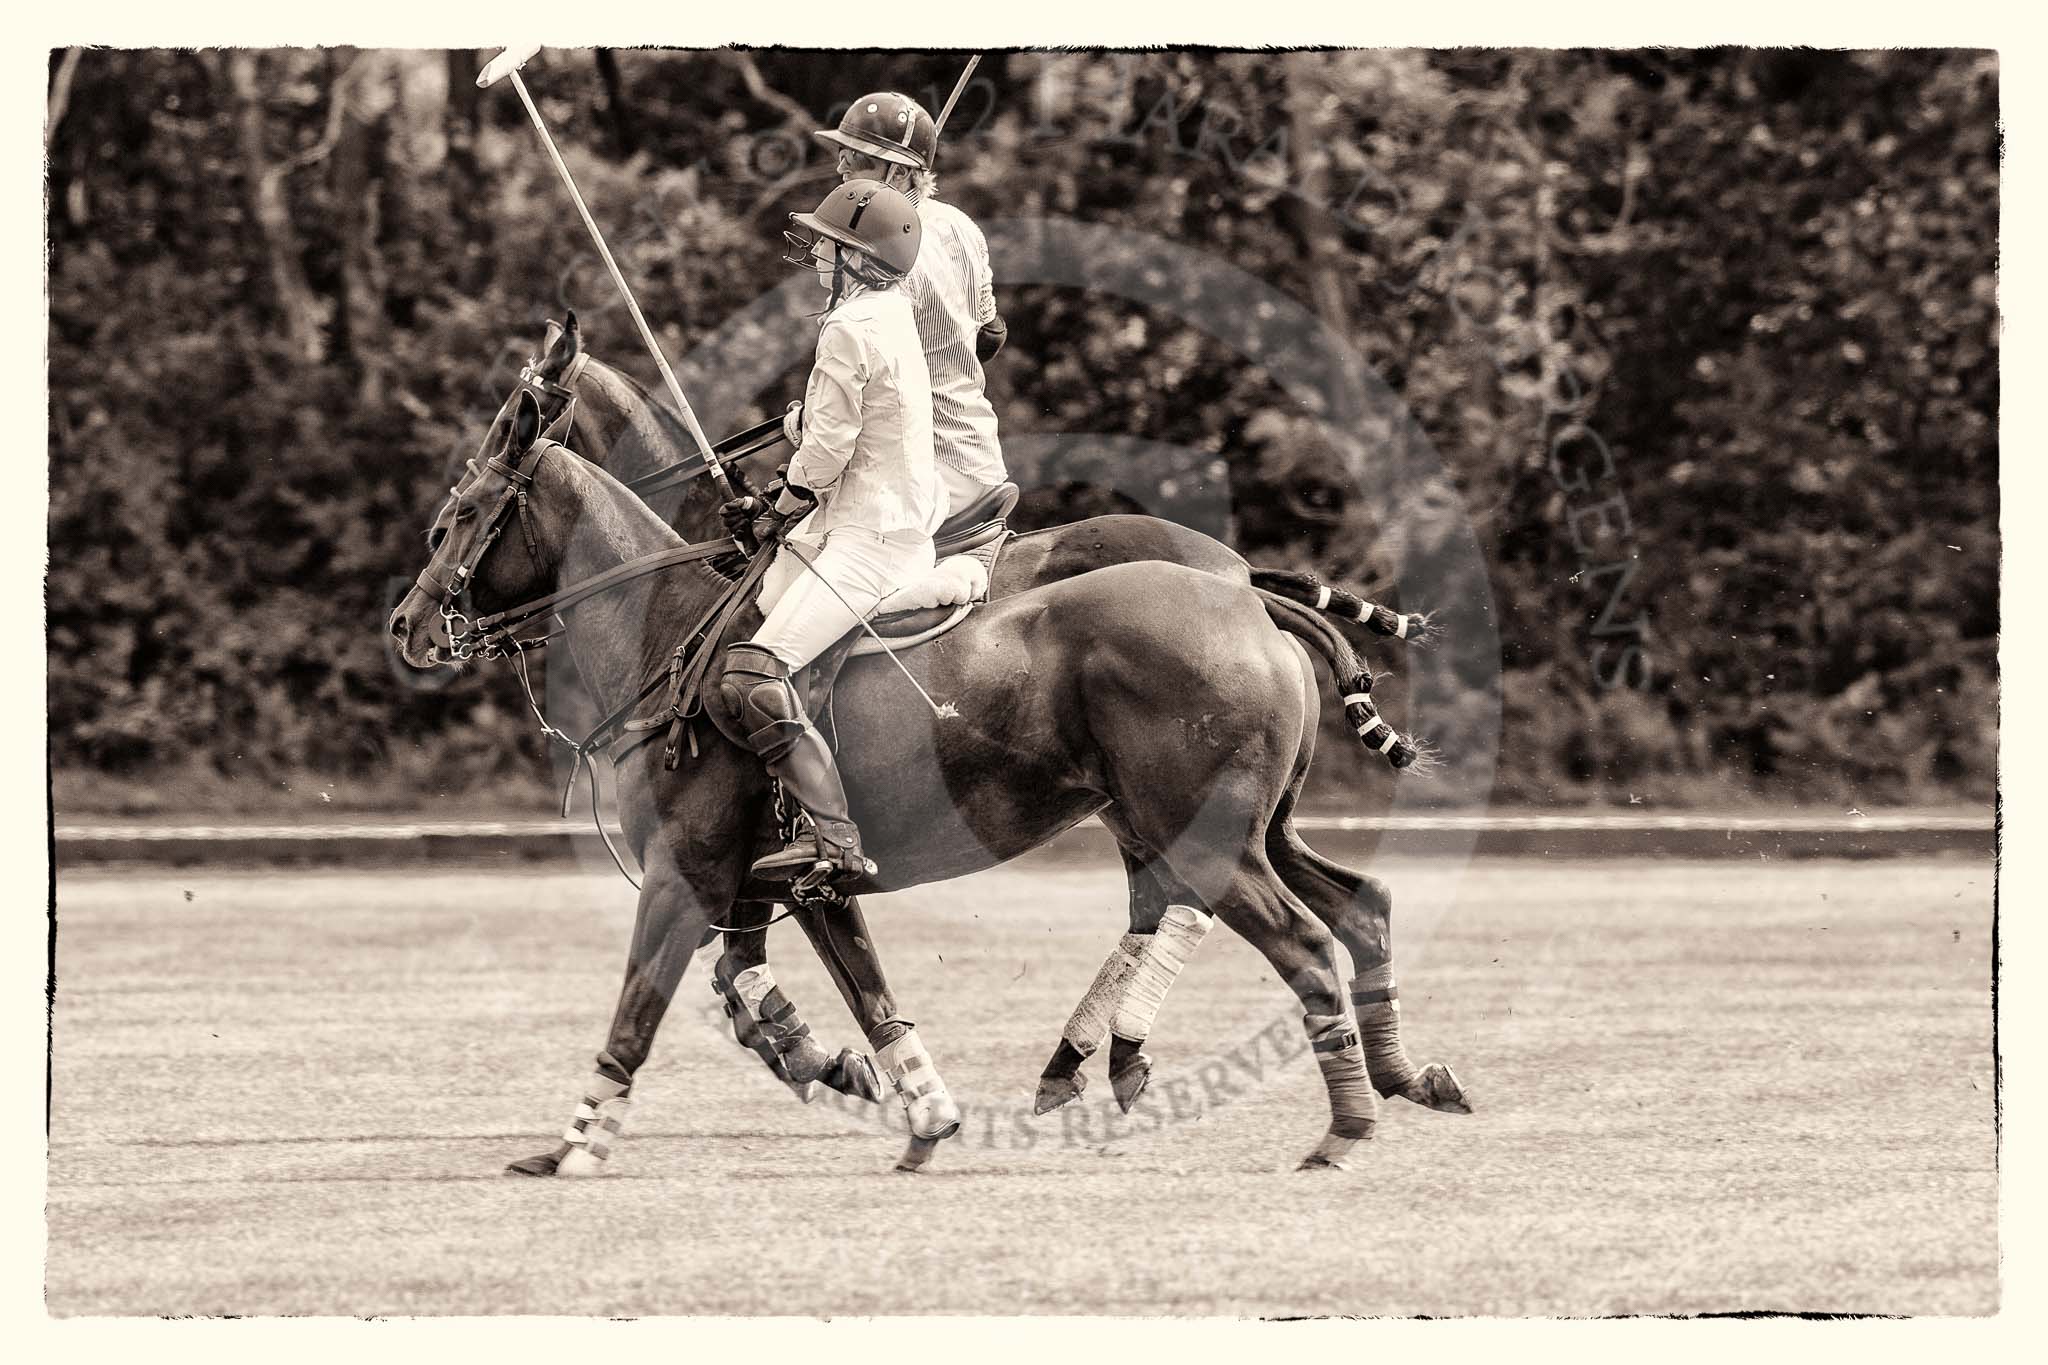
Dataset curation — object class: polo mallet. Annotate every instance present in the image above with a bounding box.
[933,55,981,140]
[477,46,741,506]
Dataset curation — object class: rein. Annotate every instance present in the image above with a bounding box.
[431,357,800,898]
[414,432,762,889]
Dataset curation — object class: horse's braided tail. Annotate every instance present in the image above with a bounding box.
[1249,567,1437,645]
[1252,588,1422,771]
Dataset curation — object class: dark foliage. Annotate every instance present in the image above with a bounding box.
[46,49,1997,811]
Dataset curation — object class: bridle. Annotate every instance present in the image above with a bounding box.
[406,343,800,898]
[408,418,784,895]
[415,428,554,663]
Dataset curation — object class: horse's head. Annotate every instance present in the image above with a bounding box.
[390,388,559,670]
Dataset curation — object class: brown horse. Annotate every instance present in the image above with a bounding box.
[390,392,1459,1173]
[488,314,1466,1123]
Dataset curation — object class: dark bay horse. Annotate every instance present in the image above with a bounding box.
[490,314,1466,1123]
[390,393,1452,1173]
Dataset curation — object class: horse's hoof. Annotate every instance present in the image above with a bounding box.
[825,1049,883,1103]
[505,1144,569,1177]
[1297,1152,1349,1172]
[1400,1062,1472,1114]
[1109,1053,1152,1114]
[1034,1071,1086,1115]
[895,1133,948,1172]
[556,1145,611,1177]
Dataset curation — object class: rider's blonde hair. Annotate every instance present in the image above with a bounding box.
[842,150,938,202]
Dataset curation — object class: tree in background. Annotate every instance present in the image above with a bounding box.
[45,49,1997,812]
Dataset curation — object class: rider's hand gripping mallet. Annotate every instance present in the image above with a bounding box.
[477,47,741,507]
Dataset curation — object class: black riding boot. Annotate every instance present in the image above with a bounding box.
[719,644,872,884]
[756,725,871,881]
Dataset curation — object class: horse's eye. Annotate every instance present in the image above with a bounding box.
[426,524,447,551]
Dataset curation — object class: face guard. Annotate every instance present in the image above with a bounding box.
[782,180,922,300]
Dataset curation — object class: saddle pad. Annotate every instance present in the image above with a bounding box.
[872,552,989,615]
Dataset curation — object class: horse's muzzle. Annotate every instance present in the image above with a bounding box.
[387,593,453,670]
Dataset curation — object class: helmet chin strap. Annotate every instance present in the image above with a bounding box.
[811,243,858,321]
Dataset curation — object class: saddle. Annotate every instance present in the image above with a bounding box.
[801,524,1009,707]
[627,484,1018,769]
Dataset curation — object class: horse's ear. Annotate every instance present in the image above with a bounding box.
[512,387,542,453]
[539,310,582,381]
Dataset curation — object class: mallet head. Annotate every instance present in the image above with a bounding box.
[477,45,543,89]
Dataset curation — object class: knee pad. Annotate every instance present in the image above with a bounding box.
[719,644,810,760]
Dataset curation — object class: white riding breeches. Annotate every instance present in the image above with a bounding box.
[749,527,936,671]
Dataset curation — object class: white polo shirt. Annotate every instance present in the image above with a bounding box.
[787,285,945,542]
[904,195,1006,498]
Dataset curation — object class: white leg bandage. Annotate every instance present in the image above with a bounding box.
[1112,904,1213,1043]
[876,1029,961,1140]
[1061,934,1145,1056]
[1351,962,1420,1096]
[1307,1012,1379,1138]
[557,1067,632,1176]
[731,964,776,1020]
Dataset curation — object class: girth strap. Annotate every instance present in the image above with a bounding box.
[612,539,780,769]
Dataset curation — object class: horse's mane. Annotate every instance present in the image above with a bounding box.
[588,360,694,471]
[581,356,765,499]
[549,440,737,596]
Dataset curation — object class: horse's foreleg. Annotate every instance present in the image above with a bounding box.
[793,895,961,1171]
[715,905,881,1104]
[506,852,723,1178]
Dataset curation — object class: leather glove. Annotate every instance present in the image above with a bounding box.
[782,400,805,449]
[719,495,766,543]
[976,314,1008,363]
[720,480,806,544]
[748,481,816,546]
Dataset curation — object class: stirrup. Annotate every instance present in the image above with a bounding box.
[749,832,875,887]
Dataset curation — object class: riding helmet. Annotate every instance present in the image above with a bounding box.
[815,91,938,170]
[784,179,923,283]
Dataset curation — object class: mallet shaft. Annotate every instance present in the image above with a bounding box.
[933,55,981,137]
[504,69,738,502]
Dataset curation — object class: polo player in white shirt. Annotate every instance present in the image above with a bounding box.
[718,180,944,886]
[796,91,1008,518]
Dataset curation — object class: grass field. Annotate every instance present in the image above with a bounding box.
[47,853,1997,1317]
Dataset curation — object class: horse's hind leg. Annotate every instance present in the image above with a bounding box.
[713,906,881,1105]
[1267,816,1471,1115]
[1036,828,1212,1115]
[1263,655,1470,1116]
[1161,843,1382,1170]
[791,894,962,1172]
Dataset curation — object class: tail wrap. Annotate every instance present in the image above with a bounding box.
[1254,588,1420,769]
[1249,567,1424,641]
